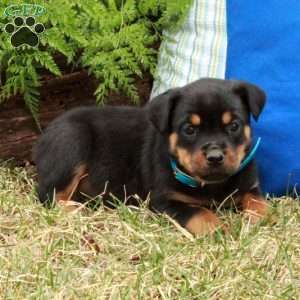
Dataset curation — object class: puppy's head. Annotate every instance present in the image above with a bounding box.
[148,78,266,184]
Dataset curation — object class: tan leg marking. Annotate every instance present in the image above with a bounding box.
[77,175,94,197]
[241,193,269,224]
[185,209,223,236]
[56,164,89,213]
[190,114,201,126]
[222,112,232,125]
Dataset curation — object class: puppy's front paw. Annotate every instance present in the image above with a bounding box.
[57,200,87,214]
[185,208,226,236]
[241,193,270,224]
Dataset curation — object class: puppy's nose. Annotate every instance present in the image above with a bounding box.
[206,149,224,165]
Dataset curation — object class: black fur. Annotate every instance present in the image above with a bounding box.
[34,78,266,229]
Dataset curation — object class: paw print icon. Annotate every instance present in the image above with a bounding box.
[4,16,44,48]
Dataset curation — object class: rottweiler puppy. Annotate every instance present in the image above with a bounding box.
[34,78,269,235]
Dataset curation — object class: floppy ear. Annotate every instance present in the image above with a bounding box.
[147,88,180,134]
[231,80,266,121]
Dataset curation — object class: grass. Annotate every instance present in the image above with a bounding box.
[0,162,300,300]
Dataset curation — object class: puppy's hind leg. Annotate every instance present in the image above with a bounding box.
[56,167,89,213]
[34,121,91,209]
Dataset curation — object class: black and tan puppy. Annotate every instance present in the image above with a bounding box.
[34,78,269,235]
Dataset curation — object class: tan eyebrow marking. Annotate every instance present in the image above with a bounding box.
[190,114,201,125]
[222,112,233,125]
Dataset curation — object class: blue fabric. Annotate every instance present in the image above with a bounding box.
[226,1,300,195]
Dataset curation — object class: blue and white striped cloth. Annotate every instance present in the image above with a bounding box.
[151,0,227,98]
[151,0,300,196]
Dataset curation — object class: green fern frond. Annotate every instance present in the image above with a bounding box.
[0,0,192,122]
[24,87,41,130]
[33,52,61,76]
[41,28,75,63]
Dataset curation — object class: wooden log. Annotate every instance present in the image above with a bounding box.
[0,71,152,163]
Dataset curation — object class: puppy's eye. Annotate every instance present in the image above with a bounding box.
[227,121,240,133]
[182,123,197,136]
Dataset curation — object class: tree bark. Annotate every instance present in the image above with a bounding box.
[0,71,152,163]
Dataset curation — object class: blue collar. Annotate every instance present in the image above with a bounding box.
[170,137,261,188]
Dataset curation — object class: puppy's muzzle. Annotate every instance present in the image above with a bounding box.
[206,148,224,166]
[202,143,225,167]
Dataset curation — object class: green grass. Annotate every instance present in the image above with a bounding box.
[0,162,300,300]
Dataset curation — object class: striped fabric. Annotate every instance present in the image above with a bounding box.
[151,0,227,99]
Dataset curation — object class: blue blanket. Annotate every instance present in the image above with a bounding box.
[226,1,300,195]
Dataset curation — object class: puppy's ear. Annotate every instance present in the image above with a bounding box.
[147,88,180,133]
[231,80,266,121]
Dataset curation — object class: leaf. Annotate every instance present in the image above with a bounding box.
[34,52,61,76]
[0,0,193,122]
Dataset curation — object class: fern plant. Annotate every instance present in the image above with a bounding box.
[0,0,192,124]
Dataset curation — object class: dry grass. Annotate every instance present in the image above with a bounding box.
[0,161,300,300]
